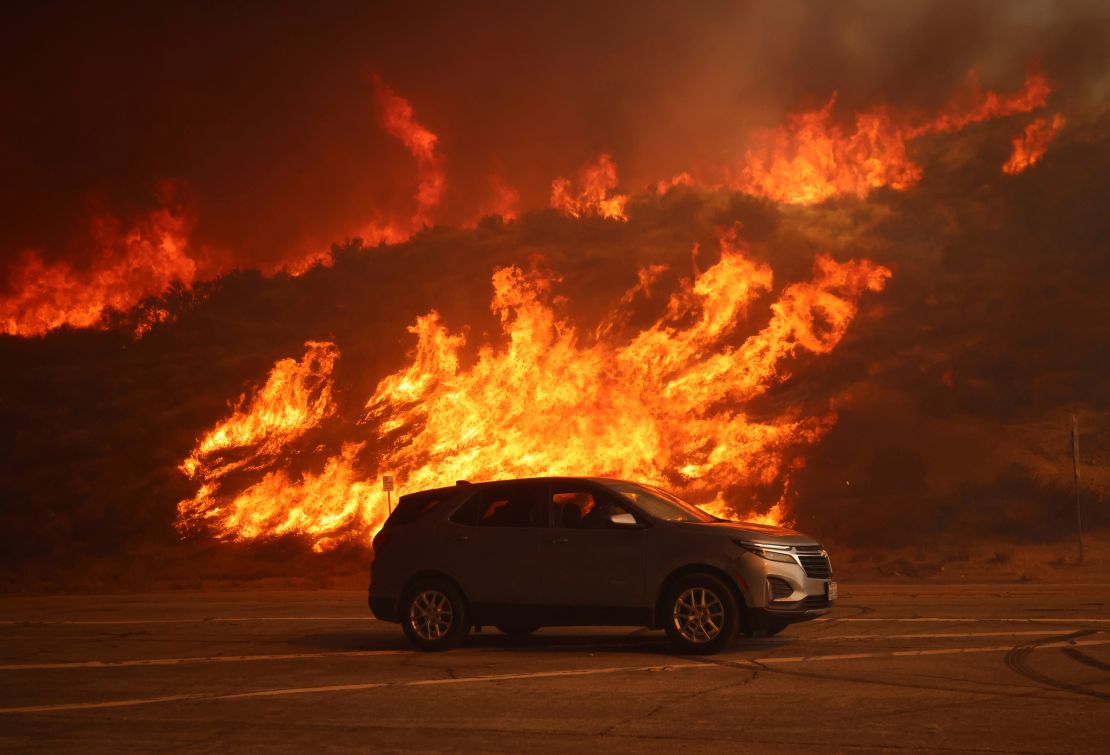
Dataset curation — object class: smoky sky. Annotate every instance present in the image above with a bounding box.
[2,1,1110,582]
[3,0,1109,278]
[3,110,1109,567]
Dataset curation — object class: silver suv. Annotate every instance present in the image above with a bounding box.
[368,477,836,654]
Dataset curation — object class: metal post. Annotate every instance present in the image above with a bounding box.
[1072,415,1083,564]
[387,489,392,514]
[383,474,395,514]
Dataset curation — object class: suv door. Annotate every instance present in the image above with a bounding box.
[436,481,547,607]
[538,482,649,609]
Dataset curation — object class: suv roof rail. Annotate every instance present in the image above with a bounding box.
[456,480,471,485]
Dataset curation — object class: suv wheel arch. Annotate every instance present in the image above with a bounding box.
[400,571,470,617]
[654,565,747,631]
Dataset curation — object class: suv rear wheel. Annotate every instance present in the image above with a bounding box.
[663,574,741,654]
[400,578,468,651]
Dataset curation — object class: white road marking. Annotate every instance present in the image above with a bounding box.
[817,617,1110,623]
[748,637,1110,665]
[0,663,703,714]
[3,637,1109,715]
[0,616,370,627]
[809,629,1090,641]
[2,630,1086,672]
[0,650,408,671]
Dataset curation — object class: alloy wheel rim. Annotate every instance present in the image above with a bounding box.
[409,589,453,641]
[673,587,725,643]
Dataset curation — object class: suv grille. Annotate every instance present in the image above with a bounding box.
[794,545,831,578]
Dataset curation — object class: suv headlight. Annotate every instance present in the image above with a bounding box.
[734,540,796,564]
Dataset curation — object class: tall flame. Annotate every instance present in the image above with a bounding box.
[2,77,445,328]
[4,67,1054,335]
[1002,113,1065,174]
[177,230,890,549]
[0,193,196,337]
[369,75,445,233]
[483,174,521,222]
[730,70,1052,205]
[180,341,340,482]
[551,153,629,220]
[273,77,446,274]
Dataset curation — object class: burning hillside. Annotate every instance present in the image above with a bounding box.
[177,230,889,549]
[1,3,1108,581]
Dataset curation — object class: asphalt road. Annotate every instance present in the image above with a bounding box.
[1,583,1108,753]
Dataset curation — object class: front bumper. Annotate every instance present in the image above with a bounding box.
[747,573,835,632]
[733,545,835,624]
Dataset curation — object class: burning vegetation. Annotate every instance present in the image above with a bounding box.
[0,185,198,337]
[178,230,889,549]
[2,3,1108,581]
[1003,114,1067,175]
[550,153,630,221]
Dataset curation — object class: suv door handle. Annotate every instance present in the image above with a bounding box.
[454,535,470,542]
[544,538,569,545]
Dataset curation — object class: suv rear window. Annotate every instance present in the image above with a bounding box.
[386,492,444,526]
[450,484,546,528]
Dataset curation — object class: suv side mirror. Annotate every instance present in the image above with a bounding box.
[609,511,645,528]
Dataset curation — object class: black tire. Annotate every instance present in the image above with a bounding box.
[496,624,541,637]
[662,573,741,654]
[400,577,468,651]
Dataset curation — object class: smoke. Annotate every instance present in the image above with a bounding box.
[1,1,1109,580]
[3,108,1109,566]
[4,2,1108,272]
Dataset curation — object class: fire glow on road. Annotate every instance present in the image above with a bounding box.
[2,634,1107,716]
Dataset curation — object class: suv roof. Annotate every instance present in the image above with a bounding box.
[385,477,637,528]
[402,476,629,496]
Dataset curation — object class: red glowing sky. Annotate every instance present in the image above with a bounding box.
[4,2,1104,279]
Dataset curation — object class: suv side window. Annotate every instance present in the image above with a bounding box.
[450,484,547,528]
[551,485,635,529]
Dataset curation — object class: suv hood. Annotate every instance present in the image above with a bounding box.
[678,519,819,545]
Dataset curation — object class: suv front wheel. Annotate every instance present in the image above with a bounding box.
[400,577,469,651]
[663,574,741,654]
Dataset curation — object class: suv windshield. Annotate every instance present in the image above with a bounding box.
[604,481,716,523]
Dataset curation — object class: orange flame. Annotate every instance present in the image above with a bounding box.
[179,341,339,479]
[912,70,1052,137]
[177,230,890,549]
[551,153,629,220]
[656,172,695,195]
[466,174,520,226]
[280,78,446,274]
[484,174,521,222]
[2,77,444,328]
[0,194,196,337]
[732,71,1052,204]
[370,75,444,232]
[1002,113,1065,174]
[735,96,921,205]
